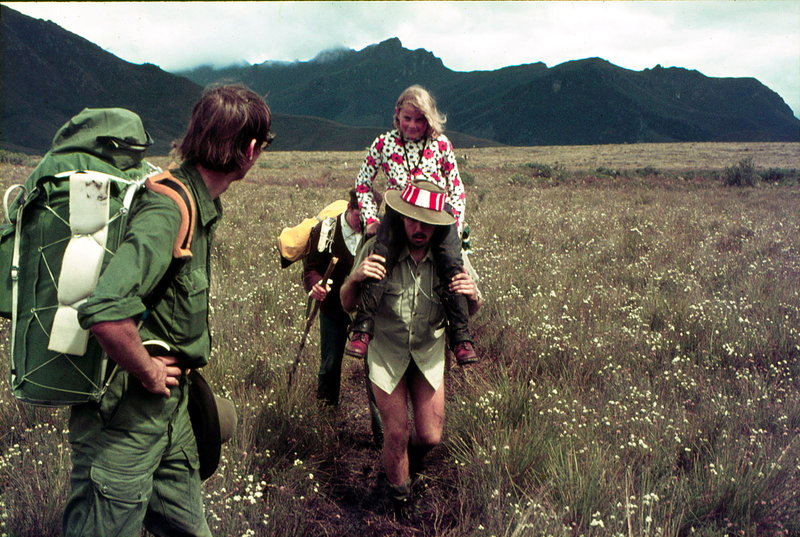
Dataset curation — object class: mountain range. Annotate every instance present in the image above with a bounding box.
[1,5,798,155]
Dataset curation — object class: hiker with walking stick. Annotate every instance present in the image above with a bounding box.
[340,180,483,518]
[302,189,381,404]
[300,189,384,441]
[289,256,339,387]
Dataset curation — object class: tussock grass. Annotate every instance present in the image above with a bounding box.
[1,142,798,536]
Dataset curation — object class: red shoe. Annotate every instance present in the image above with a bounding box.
[454,341,478,365]
[345,332,371,359]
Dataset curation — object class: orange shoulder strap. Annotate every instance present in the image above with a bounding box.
[145,171,196,259]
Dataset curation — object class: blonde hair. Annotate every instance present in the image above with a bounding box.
[393,85,446,139]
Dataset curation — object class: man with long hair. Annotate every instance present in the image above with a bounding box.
[341,180,483,517]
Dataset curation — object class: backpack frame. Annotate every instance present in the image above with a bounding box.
[1,167,194,406]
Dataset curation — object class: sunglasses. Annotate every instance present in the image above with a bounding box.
[260,132,276,150]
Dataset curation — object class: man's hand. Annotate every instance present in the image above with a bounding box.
[310,279,330,302]
[140,355,183,398]
[449,270,477,301]
[353,253,387,282]
[450,270,483,316]
[340,253,386,312]
[91,319,183,398]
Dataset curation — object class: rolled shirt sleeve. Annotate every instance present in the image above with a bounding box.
[438,137,466,234]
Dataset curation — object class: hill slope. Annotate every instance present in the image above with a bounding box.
[2,7,797,154]
[181,37,800,146]
[0,6,201,155]
[0,8,499,154]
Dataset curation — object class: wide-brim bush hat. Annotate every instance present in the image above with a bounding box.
[187,370,237,480]
[384,180,455,226]
[142,340,236,480]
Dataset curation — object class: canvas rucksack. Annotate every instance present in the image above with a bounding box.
[0,108,195,406]
[277,199,349,268]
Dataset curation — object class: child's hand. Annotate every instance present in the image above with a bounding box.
[365,222,380,237]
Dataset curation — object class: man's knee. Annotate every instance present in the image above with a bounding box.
[414,432,441,448]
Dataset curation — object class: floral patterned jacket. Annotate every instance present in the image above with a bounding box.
[355,129,466,235]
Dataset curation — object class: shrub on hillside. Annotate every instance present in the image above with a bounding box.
[636,165,660,177]
[523,162,554,178]
[461,170,476,186]
[509,173,533,187]
[595,166,620,177]
[761,167,798,186]
[723,157,760,186]
[0,150,30,165]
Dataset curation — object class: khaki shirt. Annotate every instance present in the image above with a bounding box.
[353,237,480,394]
[78,163,221,367]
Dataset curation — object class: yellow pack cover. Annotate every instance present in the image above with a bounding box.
[277,199,348,268]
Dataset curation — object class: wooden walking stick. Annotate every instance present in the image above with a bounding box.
[287,257,338,387]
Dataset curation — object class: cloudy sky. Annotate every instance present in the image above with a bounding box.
[5,1,800,117]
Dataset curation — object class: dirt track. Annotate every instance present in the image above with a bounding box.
[309,357,467,537]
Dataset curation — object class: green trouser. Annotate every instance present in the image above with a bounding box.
[62,370,212,537]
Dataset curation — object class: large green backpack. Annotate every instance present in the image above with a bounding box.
[0,108,193,406]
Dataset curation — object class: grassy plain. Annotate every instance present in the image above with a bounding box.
[0,142,798,536]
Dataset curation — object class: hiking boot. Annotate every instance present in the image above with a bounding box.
[345,331,371,359]
[391,496,412,521]
[454,341,478,365]
[384,478,413,521]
